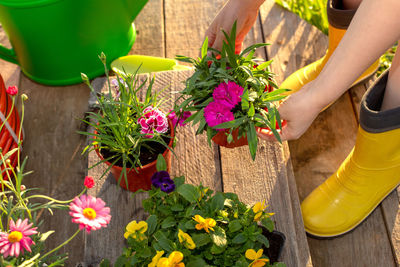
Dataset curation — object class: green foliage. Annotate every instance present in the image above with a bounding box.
[275,0,328,35]
[275,0,397,76]
[174,23,288,160]
[79,55,174,183]
[116,175,284,266]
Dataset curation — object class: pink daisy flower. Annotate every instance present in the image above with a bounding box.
[204,101,234,130]
[0,218,38,258]
[212,81,244,109]
[168,110,192,127]
[138,107,169,138]
[69,195,111,233]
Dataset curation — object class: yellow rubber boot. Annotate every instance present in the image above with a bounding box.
[301,71,400,238]
[280,0,380,94]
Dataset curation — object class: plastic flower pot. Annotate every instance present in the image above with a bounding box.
[260,226,286,264]
[0,0,148,85]
[94,119,175,192]
[111,55,192,76]
[212,128,248,148]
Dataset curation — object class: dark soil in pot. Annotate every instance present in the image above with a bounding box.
[100,130,171,168]
[261,226,286,263]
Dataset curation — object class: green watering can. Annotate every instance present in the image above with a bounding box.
[0,0,148,85]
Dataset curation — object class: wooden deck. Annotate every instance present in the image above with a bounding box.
[1,0,399,266]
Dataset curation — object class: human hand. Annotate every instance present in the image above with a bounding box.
[257,83,324,141]
[205,0,265,53]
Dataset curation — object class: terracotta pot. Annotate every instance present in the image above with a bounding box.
[95,119,174,192]
[212,128,248,148]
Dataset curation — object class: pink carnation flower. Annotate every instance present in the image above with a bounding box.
[138,107,169,138]
[168,110,192,127]
[204,101,234,130]
[212,81,244,109]
[6,86,18,96]
[0,218,38,258]
[69,195,111,233]
[84,176,95,189]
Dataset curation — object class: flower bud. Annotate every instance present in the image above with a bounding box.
[99,52,107,64]
[20,185,26,191]
[6,85,18,96]
[21,94,28,101]
[5,159,11,165]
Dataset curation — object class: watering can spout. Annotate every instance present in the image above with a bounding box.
[128,0,149,22]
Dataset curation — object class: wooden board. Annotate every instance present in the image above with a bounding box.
[260,2,397,266]
[19,74,90,265]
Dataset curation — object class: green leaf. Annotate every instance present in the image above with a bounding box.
[213,117,246,129]
[261,217,275,232]
[248,103,255,117]
[241,88,249,110]
[146,215,157,235]
[191,233,212,247]
[228,220,242,233]
[99,259,111,267]
[247,121,258,160]
[256,233,270,248]
[173,176,185,187]
[210,226,227,247]
[187,258,208,267]
[210,243,226,255]
[211,192,225,211]
[161,216,176,229]
[171,204,184,211]
[177,184,200,203]
[157,237,174,252]
[201,37,208,59]
[232,233,247,244]
[185,220,197,230]
[156,154,167,171]
[39,230,55,242]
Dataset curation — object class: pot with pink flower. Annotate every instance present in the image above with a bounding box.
[80,56,175,192]
[174,23,288,159]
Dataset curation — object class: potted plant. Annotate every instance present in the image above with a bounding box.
[108,157,286,267]
[174,23,288,160]
[80,54,175,192]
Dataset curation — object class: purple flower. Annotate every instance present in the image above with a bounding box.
[138,107,168,138]
[111,78,128,100]
[168,110,192,127]
[151,171,176,193]
[212,81,244,109]
[204,101,234,130]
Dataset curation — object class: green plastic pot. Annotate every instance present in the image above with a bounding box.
[0,0,148,85]
[111,55,192,75]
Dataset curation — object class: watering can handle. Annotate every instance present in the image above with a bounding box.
[0,45,18,65]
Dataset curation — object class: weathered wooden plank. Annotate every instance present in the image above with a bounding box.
[260,2,396,266]
[130,0,165,57]
[19,74,90,266]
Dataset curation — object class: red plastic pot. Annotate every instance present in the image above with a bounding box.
[94,119,174,192]
[212,128,248,148]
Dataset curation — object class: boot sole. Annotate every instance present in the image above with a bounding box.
[305,182,400,239]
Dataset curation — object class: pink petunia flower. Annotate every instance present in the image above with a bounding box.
[6,86,18,96]
[212,81,244,109]
[138,107,169,138]
[84,176,95,189]
[0,218,38,258]
[204,101,234,130]
[168,110,192,127]
[69,195,111,233]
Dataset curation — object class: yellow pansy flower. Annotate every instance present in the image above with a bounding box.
[245,249,269,267]
[178,229,196,250]
[192,215,216,233]
[252,201,267,221]
[148,251,164,267]
[198,188,209,201]
[124,220,148,240]
[157,251,185,267]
